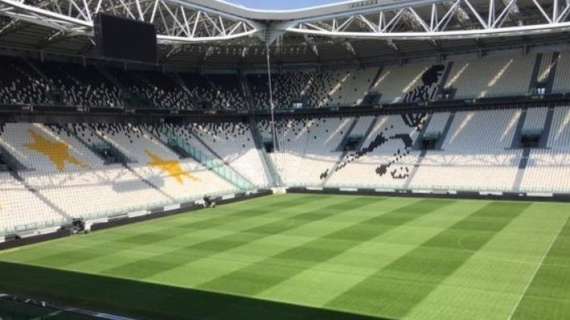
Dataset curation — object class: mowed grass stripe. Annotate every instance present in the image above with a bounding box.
[4,195,302,265]
[255,200,489,308]
[402,202,568,320]
[197,199,454,296]
[511,217,570,320]
[172,194,333,231]
[144,197,415,289]
[116,194,328,245]
[23,195,325,268]
[0,261,383,320]
[99,197,383,280]
[325,201,532,319]
[19,195,337,275]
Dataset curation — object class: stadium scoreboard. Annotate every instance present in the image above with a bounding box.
[94,13,157,64]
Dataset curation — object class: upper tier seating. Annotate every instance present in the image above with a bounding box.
[445,55,534,99]
[3,50,570,111]
[32,60,124,108]
[0,57,52,105]
[371,62,442,104]
[323,68,378,107]
[536,53,556,87]
[248,71,341,110]
[122,70,193,110]
[178,73,247,111]
[552,52,570,94]
[203,74,248,111]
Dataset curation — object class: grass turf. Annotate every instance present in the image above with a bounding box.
[0,194,569,319]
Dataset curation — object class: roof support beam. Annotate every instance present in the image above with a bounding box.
[285,0,570,40]
[35,30,70,49]
[0,18,25,37]
[0,0,568,49]
[0,0,262,43]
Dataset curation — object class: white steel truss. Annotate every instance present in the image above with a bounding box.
[1,0,570,44]
[0,0,261,43]
[285,0,570,40]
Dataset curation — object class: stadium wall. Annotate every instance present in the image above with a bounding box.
[287,187,570,203]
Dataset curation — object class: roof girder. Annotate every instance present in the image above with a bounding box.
[0,0,262,43]
[284,0,570,40]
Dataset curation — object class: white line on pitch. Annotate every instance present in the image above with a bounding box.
[506,217,569,320]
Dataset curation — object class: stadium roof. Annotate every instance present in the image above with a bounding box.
[180,0,404,20]
[219,0,349,11]
[0,0,569,67]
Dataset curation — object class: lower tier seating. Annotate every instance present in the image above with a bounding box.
[20,165,172,220]
[3,106,570,235]
[0,173,66,234]
[268,106,570,193]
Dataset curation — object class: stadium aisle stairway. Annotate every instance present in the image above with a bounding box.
[183,122,266,187]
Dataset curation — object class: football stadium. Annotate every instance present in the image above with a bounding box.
[0,0,570,318]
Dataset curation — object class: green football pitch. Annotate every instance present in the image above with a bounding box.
[1,194,569,320]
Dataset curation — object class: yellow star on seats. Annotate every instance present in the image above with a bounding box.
[26,130,86,172]
[145,150,198,184]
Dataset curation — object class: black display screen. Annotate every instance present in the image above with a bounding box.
[95,14,157,63]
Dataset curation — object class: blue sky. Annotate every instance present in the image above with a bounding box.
[226,0,344,10]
